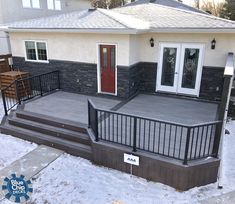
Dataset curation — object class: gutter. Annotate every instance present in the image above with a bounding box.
[149,28,235,33]
[1,27,235,34]
[0,27,149,34]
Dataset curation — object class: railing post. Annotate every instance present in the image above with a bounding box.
[183,127,191,165]
[212,75,233,157]
[57,71,60,89]
[88,100,91,128]
[94,109,98,142]
[15,80,21,105]
[132,117,137,152]
[39,75,43,96]
[88,100,99,142]
[2,91,8,116]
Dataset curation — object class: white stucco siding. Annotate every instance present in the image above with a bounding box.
[129,34,140,65]
[130,33,235,67]
[0,31,11,55]
[9,32,130,66]
[9,32,235,68]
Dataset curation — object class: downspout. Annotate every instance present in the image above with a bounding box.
[217,52,234,188]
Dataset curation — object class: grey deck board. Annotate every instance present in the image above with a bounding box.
[118,94,218,125]
[24,91,121,124]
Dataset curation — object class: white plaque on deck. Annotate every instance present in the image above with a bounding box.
[124,153,139,166]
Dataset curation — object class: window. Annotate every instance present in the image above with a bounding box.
[47,0,61,10]
[22,0,40,8]
[25,41,48,62]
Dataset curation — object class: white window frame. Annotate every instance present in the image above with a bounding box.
[22,0,41,9]
[47,0,62,10]
[24,40,49,63]
[156,42,205,97]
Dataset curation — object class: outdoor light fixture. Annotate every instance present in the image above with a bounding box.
[150,38,154,47]
[211,38,216,50]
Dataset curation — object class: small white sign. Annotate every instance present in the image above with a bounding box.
[124,153,139,166]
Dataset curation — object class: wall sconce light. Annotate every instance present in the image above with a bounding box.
[211,38,216,50]
[150,38,154,47]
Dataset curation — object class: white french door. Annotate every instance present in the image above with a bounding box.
[156,43,204,96]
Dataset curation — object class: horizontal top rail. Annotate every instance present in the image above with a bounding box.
[88,99,221,128]
[17,70,59,82]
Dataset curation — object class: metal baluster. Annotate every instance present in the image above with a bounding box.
[194,127,200,158]
[153,122,156,153]
[158,122,161,154]
[168,125,172,156]
[199,126,205,157]
[178,127,183,159]
[173,126,177,158]
[207,125,214,155]
[203,126,209,157]
[189,128,195,160]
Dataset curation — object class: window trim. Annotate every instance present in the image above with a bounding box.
[22,0,41,9]
[24,40,49,63]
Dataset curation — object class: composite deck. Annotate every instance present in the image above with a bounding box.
[23,91,219,160]
[24,91,218,125]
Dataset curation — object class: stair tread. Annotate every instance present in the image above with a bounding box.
[16,110,87,129]
[1,123,92,153]
[9,116,90,141]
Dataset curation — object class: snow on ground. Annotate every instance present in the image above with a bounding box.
[2,121,234,204]
[0,134,37,171]
[0,98,37,171]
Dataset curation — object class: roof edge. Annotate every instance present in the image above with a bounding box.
[2,27,144,34]
[2,27,235,34]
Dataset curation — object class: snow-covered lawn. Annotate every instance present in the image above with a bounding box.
[0,99,37,171]
[0,96,234,203]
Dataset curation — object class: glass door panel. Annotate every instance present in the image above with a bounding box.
[161,47,177,86]
[181,48,199,89]
[157,43,180,93]
[178,44,204,96]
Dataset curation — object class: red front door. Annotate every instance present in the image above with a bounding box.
[100,45,116,94]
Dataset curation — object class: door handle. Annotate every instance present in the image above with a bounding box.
[175,72,178,74]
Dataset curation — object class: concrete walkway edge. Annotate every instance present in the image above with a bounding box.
[0,145,63,200]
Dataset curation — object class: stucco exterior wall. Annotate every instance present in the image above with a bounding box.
[0,31,10,54]
[131,33,235,67]
[9,32,130,66]
[10,31,235,67]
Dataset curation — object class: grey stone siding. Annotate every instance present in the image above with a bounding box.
[117,62,157,98]
[12,57,224,101]
[12,57,98,95]
[200,66,225,101]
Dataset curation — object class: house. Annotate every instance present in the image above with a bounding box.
[0,0,91,55]
[0,2,234,191]
[126,0,208,14]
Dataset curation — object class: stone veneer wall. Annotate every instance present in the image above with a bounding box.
[13,57,98,95]
[12,57,224,100]
[13,57,158,98]
[200,66,225,101]
[117,62,158,98]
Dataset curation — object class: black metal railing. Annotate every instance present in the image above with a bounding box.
[88,100,222,164]
[2,70,60,115]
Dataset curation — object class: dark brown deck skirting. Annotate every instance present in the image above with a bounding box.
[90,135,220,191]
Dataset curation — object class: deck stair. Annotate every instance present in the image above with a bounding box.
[0,110,92,160]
